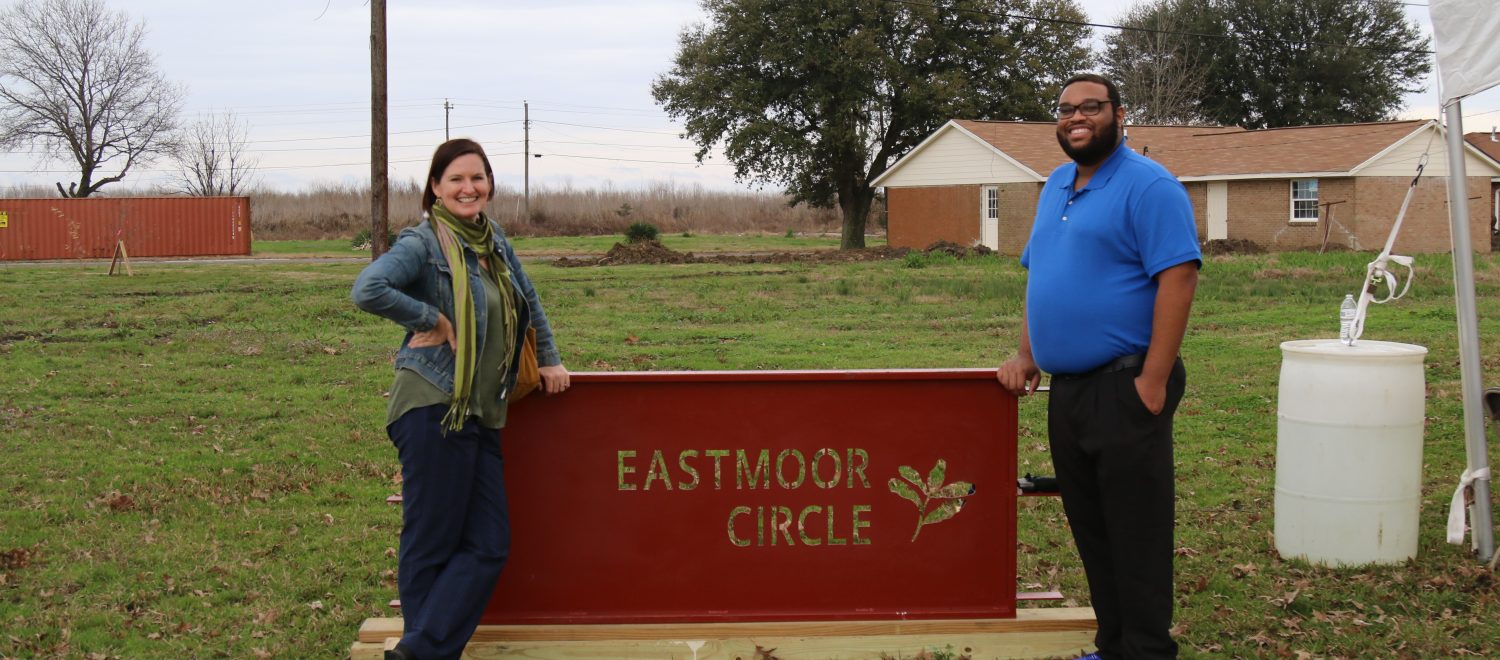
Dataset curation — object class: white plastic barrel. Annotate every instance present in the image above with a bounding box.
[1275,339,1427,567]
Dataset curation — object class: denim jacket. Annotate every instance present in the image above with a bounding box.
[351,219,561,400]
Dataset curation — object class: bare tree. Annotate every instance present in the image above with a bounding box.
[1102,0,1210,125]
[173,111,258,196]
[0,0,183,197]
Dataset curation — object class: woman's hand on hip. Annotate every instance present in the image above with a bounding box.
[409,313,456,351]
[539,364,570,394]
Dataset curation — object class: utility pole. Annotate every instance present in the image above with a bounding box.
[443,99,454,140]
[370,0,389,259]
[523,100,530,219]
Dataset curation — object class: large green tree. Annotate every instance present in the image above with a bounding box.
[653,0,1091,248]
[1102,0,1430,130]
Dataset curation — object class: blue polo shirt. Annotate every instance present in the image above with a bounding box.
[1020,139,1200,375]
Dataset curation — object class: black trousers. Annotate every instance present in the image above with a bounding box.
[1048,357,1185,660]
[388,405,511,660]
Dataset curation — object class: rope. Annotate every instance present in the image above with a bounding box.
[1345,121,1438,345]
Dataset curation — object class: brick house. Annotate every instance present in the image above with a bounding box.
[1466,130,1500,232]
[873,119,1500,254]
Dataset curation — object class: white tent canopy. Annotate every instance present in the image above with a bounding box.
[1431,0,1500,104]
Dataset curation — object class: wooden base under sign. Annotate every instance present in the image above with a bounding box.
[347,609,1097,659]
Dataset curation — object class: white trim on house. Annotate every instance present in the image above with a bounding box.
[1492,187,1498,231]
[1290,178,1320,224]
[946,122,1045,181]
[1177,172,1349,182]
[1349,120,1439,175]
[869,121,960,188]
[980,185,1000,250]
[870,121,1044,188]
[1206,181,1228,240]
[1351,120,1500,178]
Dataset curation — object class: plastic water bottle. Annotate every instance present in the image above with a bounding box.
[1339,294,1356,345]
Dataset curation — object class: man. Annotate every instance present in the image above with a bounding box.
[997,73,1200,659]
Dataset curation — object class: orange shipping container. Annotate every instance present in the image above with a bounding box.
[0,197,251,261]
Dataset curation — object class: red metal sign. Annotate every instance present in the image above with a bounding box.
[485,369,1017,624]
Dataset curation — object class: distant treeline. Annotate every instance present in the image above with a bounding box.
[2,182,867,240]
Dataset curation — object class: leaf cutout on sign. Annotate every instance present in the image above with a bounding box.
[933,481,973,499]
[898,465,922,485]
[922,499,963,526]
[927,459,946,491]
[888,478,923,510]
[887,458,976,541]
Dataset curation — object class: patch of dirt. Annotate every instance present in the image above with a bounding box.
[922,240,994,258]
[601,239,698,265]
[0,331,36,344]
[1202,238,1266,256]
[1,547,35,570]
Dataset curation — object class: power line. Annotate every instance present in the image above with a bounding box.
[0,154,533,174]
[209,102,436,117]
[541,152,728,166]
[532,139,694,151]
[451,100,670,119]
[239,119,521,144]
[1,140,509,156]
[532,120,682,135]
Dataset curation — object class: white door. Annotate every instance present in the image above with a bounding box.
[980,186,999,250]
[1207,181,1228,241]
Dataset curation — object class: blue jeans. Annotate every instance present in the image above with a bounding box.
[388,405,510,660]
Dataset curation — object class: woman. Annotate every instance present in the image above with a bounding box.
[352,138,569,660]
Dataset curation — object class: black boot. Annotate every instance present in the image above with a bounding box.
[385,641,416,660]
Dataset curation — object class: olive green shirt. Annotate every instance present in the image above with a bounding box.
[386,272,512,429]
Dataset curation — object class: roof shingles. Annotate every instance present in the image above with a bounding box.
[952,119,1428,178]
[1466,132,1500,166]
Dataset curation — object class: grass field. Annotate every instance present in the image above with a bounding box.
[2,250,1499,658]
[251,233,882,259]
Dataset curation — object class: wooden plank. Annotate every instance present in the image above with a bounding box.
[359,608,1095,644]
[349,641,386,660]
[350,635,399,660]
[360,617,402,641]
[351,631,1094,659]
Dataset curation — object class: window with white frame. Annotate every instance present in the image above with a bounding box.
[983,186,999,222]
[1290,179,1319,222]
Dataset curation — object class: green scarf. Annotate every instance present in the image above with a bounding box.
[429,202,519,432]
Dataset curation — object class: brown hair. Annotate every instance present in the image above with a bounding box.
[421,138,496,212]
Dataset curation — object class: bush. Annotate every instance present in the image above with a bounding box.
[624,222,660,244]
[901,251,959,269]
[351,228,397,249]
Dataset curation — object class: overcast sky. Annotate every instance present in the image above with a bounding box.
[1,0,1495,195]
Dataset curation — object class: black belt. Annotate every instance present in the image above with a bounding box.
[1051,353,1145,381]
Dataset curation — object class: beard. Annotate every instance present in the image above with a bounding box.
[1056,115,1120,167]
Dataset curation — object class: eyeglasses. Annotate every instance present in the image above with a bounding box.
[1054,99,1112,120]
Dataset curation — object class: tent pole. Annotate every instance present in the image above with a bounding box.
[1443,100,1495,562]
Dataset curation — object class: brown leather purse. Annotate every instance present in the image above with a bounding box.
[508,326,540,403]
